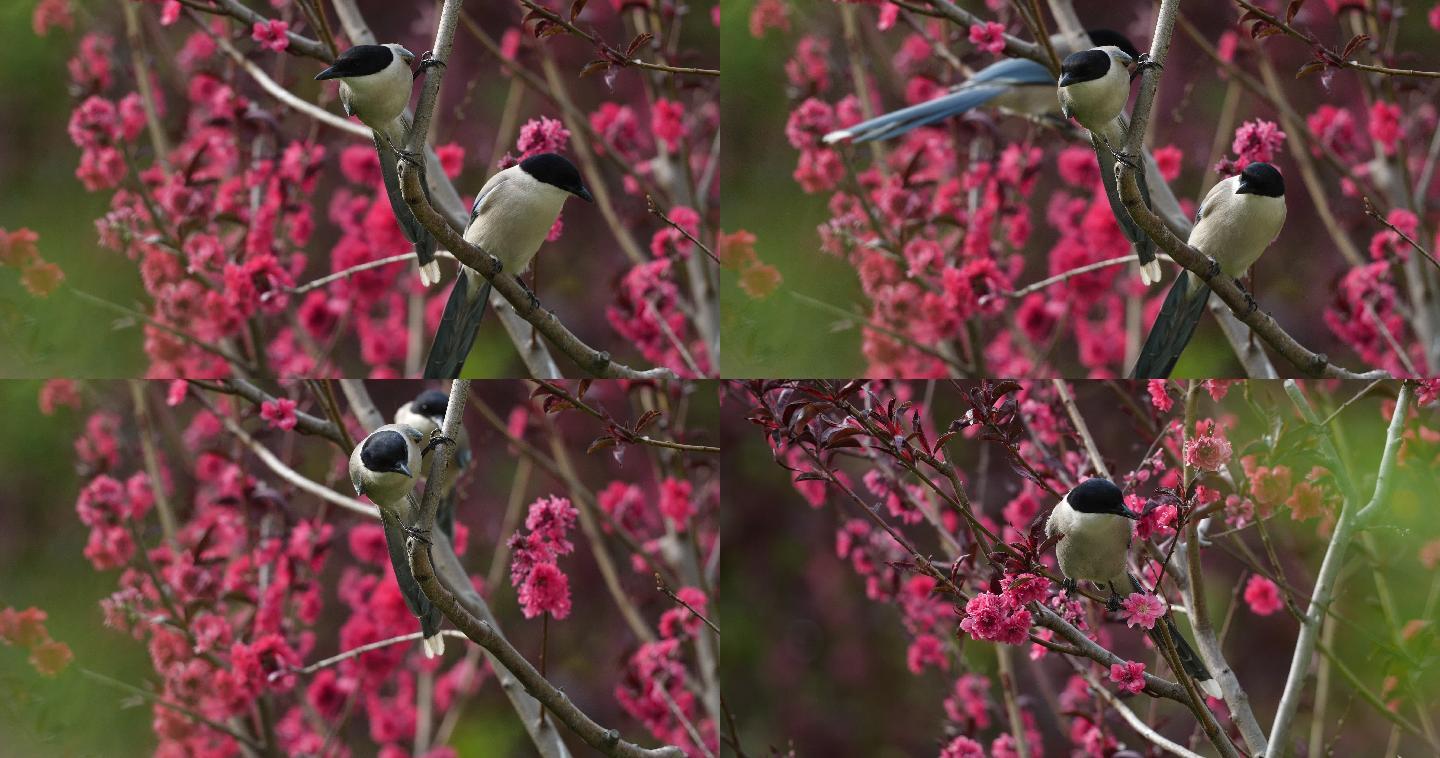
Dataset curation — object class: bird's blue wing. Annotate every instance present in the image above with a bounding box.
[966,56,1054,86]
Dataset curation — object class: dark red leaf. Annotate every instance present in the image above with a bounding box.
[624,32,654,60]
[1286,0,1304,24]
[634,409,663,434]
[1341,33,1370,60]
[1296,60,1326,78]
[580,59,611,77]
[586,435,618,454]
[569,0,589,24]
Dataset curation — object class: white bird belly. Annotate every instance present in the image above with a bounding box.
[1058,70,1129,130]
[1048,507,1132,585]
[463,190,565,275]
[340,60,413,134]
[1188,193,1285,277]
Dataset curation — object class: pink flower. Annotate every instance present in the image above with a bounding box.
[1057,146,1100,187]
[739,261,781,299]
[434,142,465,178]
[29,639,73,677]
[717,228,757,268]
[1152,145,1183,181]
[968,22,1006,55]
[1109,660,1146,694]
[1147,380,1173,412]
[1368,101,1402,155]
[1249,465,1292,513]
[32,0,73,36]
[1244,575,1282,615]
[1231,119,1286,165]
[959,592,1032,645]
[652,98,685,151]
[748,0,790,38]
[251,20,290,53]
[259,398,297,430]
[1001,573,1049,605]
[1431,4,1440,31]
[906,633,948,674]
[1286,481,1329,521]
[1119,593,1166,630]
[659,478,696,530]
[1184,426,1233,472]
[524,495,577,555]
[38,380,81,415]
[513,117,571,161]
[0,607,50,648]
[940,736,985,758]
[518,561,571,619]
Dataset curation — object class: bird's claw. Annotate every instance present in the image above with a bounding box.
[422,434,455,456]
[516,275,540,311]
[1061,578,1077,595]
[1106,593,1123,613]
[1234,277,1258,313]
[1205,257,1222,279]
[418,51,445,71]
[402,524,432,545]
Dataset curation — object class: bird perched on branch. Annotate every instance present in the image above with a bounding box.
[316,43,443,286]
[424,152,594,378]
[1057,42,1164,285]
[348,423,448,658]
[394,388,470,542]
[1132,162,1287,378]
[823,29,1138,143]
[1046,478,1221,698]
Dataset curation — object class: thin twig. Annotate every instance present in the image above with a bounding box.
[514,0,718,77]
[1232,0,1440,79]
[646,196,718,264]
[655,572,720,635]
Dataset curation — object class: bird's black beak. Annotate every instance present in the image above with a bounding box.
[315,66,341,81]
[1058,72,1075,88]
[394,462,413,478]
[575,186,594,203]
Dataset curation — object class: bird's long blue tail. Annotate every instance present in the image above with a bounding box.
[424,272,490,379]
[824,85,1006,144]
[1132,270,1211,378]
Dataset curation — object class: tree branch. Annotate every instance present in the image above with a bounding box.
[1269,381,1413,753]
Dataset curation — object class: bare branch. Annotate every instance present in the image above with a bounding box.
[1270,381,1413,752]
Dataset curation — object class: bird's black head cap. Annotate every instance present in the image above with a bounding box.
[1237,162,1285,198]
[1066,478,1134,518]
[1059,49,1113,88]
[1085,29,1142,60]
[361,430,412,476]
[520,153,594,202]
[412,389,449,419]
[315,44,396,81]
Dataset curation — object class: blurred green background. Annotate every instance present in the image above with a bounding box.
[720,0,1440,378]
[720,380,1439,755]
[0,4,146,377]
